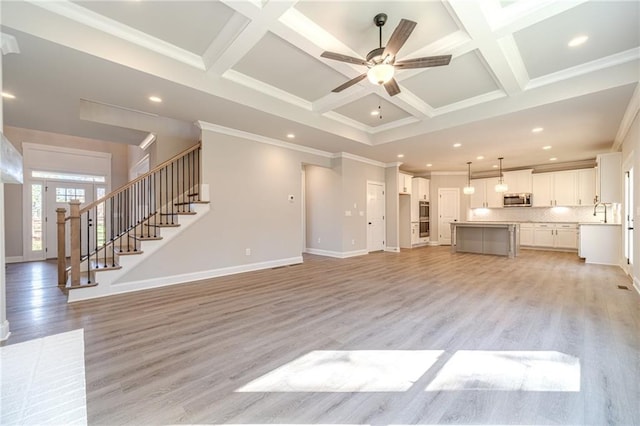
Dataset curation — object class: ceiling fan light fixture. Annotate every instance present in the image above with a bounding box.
[367,63,394,85]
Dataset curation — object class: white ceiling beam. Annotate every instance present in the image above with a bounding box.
[209,0,298,76]
[446,0,527,96]
[489,0,589,37]
[201,13,250,72]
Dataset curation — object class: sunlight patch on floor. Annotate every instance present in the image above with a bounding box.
[236,350,444,392]
[426,350,580,392]
[0,329,87,425]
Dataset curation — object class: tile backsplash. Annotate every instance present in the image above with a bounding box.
[467,205,621,223]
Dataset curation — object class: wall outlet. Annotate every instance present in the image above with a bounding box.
[317,237,321,243]
[345,210,352,216]
[245,248,251,256]
[351,239,355,245]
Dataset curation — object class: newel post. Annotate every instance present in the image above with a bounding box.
[69,200,81,287]
[56,208,67,286]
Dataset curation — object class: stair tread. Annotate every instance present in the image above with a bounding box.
[66,272,99,289]
[144,223,180,228]
[114,247,144,255]
[159,211,197,216]
[174,201,209,206]
[129,234,163,241]
[86,261,121,271]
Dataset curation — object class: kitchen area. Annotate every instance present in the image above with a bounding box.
[398,152,626,266]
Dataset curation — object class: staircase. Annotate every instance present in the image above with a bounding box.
[57,143,210,302]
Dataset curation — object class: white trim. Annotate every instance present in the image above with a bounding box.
[633,276,640,296]
[333,152,386,168]
[196,121,333,158]
[527,48,640,91]
[433,90,508,117]
[385,246,400,253]
[5,256,23,264]
[223,69,312,111]
[430,171,467,176]
[69,257,303,303]
[22,142,112,162]
[0,320,10,342]
[613,83,640,151]
[305,248,367,258]
[27,0,205,70]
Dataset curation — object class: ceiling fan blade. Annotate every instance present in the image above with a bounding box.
[331,73,368,93]
[394,55,452,69]
[321,51,368,66]
[383,19,417,58]
[384,78,401,96]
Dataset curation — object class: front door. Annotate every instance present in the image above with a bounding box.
[438,188,460,245]
[44,181,95,259]
[367,181,385,252]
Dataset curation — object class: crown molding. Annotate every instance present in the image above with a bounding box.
[332,152,386,168]
[27,0,205,70]
[196,121,332,158]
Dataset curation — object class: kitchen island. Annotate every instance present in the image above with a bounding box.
[451,222,520,258]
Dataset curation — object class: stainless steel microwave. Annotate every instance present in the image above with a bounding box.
[503,193,532,207]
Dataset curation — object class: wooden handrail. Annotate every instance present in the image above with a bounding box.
[79,142,201,215]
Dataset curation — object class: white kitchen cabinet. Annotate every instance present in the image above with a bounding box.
[576,168,596,206]
[520,223,534,246]
[555,224,579,249]
[596,152,622,204]
[414,177,429,201]
[533,223,555,247]
[579,223,621,265]
[470,178,503,208]
[532,171,577,206]
[503,169,533,194]
[411,222,419,245]
[531,223,578,249]
[399,172,413,194]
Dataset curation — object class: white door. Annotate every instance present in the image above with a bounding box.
[438,188,460,245]
[367,182,385,252]
[44,181,95,259]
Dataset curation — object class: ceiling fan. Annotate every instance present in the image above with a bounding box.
[321,13,452,97]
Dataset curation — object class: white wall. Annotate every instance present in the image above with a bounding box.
[305,164,341,253]
[115,128,333,283]
[620,108,639,289]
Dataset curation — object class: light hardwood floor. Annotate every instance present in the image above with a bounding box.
[3,247,639,425]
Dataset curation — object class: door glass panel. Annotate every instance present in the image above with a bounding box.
[31,183,43,252]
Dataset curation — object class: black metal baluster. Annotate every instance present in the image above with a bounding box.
[87,212,92,284]
[111,197,115,267]
[170,162,175,222]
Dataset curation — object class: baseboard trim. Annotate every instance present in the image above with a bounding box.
[106,256,304,298]
[305,248,368,258]
[428,241,439,246]
[0,320,10,342]
[634,276,640,296]
[385,246,400,253]
[5,256,23,264]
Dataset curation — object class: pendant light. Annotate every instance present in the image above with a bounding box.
[463,161,475,195]
[494,157,508,193]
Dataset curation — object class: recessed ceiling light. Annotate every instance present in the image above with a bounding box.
[149,96,162,103]
[397,154,404,158]
[426,163,432,167]
[370,110,379,116]
[476,155,484,160]
[531,127,544,133]
[492,165,498,168]
[453,143,461,148]
[550,157,557,161]
[542,145,552,150]
[286,133,295,139]
[2,92,16,99]
[568,35,588,47]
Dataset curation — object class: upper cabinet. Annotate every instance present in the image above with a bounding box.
[414,177,429,201]
[576,168,596,206]
[502,170,532,194]
[470,178,503,208]
[398,172,413,194]
[532,168,596,207]
[596,152,622,204]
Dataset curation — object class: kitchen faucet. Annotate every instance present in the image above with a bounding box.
[593,202,608,223]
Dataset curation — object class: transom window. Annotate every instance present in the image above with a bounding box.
[32,170,105,183]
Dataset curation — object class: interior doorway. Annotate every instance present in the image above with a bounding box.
[367,181,386,252]
[438,188,460,245]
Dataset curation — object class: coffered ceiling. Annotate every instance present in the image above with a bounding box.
[1,0,638,173]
